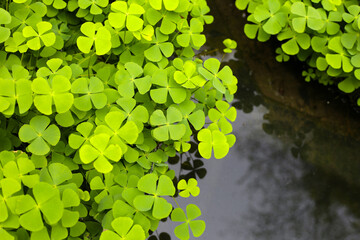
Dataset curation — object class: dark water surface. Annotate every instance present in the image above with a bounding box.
[151,1,360,239]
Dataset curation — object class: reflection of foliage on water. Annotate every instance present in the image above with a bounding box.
[247,102,360,240]
[234,132,360,240]
[168,142,207,181]
[149,232,171,240]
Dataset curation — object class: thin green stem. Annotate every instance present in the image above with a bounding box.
[172,196,180,209]
[105,53,112,64]
[220,53,225,63]
[88,51,95,78]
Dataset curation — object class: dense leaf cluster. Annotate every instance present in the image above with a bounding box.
[237,0,360,105]
[0,0,237,239]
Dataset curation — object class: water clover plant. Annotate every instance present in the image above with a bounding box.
[0,0,238,239]
[237,0,360,105]
[171,204,206,240]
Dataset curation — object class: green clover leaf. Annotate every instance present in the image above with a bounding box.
[36,58,72,80]
[146,8,181,35]
[79,133,122,173]
[112,199,152,233]
[77,22,112,55]
[145,28,174,62]
[291,2,324,33]
[173,60,207,89]
[99,217,145,240]
[68,122,95,149]
[171,204,206,240]
[32,75,74,115]
[275,47,290,62]
[208,100,237,134]
[0,66,32,116]
[253,0,287,35]
[71,77,107,111]
[191,2,214,24]
[22,21,56,50]
[2,156,39,188]
[223,38,237,53]
[19,116,60,155]
[78,0,108,15]
[0,8,11,44]
[177,18,206,49]
[149,0,179,11]
[243,14,271,42]
[5,32,29,53]
[174,135,191,153]
[150,106,186,141]
[134,173,175,219]
[16,182,64,231]
[338,76,360,93]
[150,69,187,104]
[90,173,117,203]
[39,163,72,187]
[278,28,310,55]
[115,62,152,98]
[109,1,145,32]
[198,58,233,93]
[175,100,205,132]
[177,178,200,198]
[43,0,67,9]
[326,36,353,73]
[116,97,149,132]
[95,111,139,152]
[197,128,229,159]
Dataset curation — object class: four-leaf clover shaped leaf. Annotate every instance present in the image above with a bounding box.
[109,1,145,32]
[145,28,174,62]
[290,2,324,33]
[32,75,74,115]
[253,0,287,35]
[71,77,107,111]
[2,156,39,188]
[100,217,145,240]
[79,133,122,173]
[116,97,149,132]
[16,182,64,232]
[173,60,206,89]
[19,116,61,155]
[0,8,11,43]
[150,106,186,141]
[171,204,206,240]
[177,178,200,198]
[198,58,234,93]
[197,128,229,159]
[208,100,237,134]
[77,22,112,55]
[177,18,206,49]
[94,111,139,153]
[22,21,56,50]
[115,62,152,98]
[134,173,175,219]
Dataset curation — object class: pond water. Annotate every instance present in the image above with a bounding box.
[151,1,360,239]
